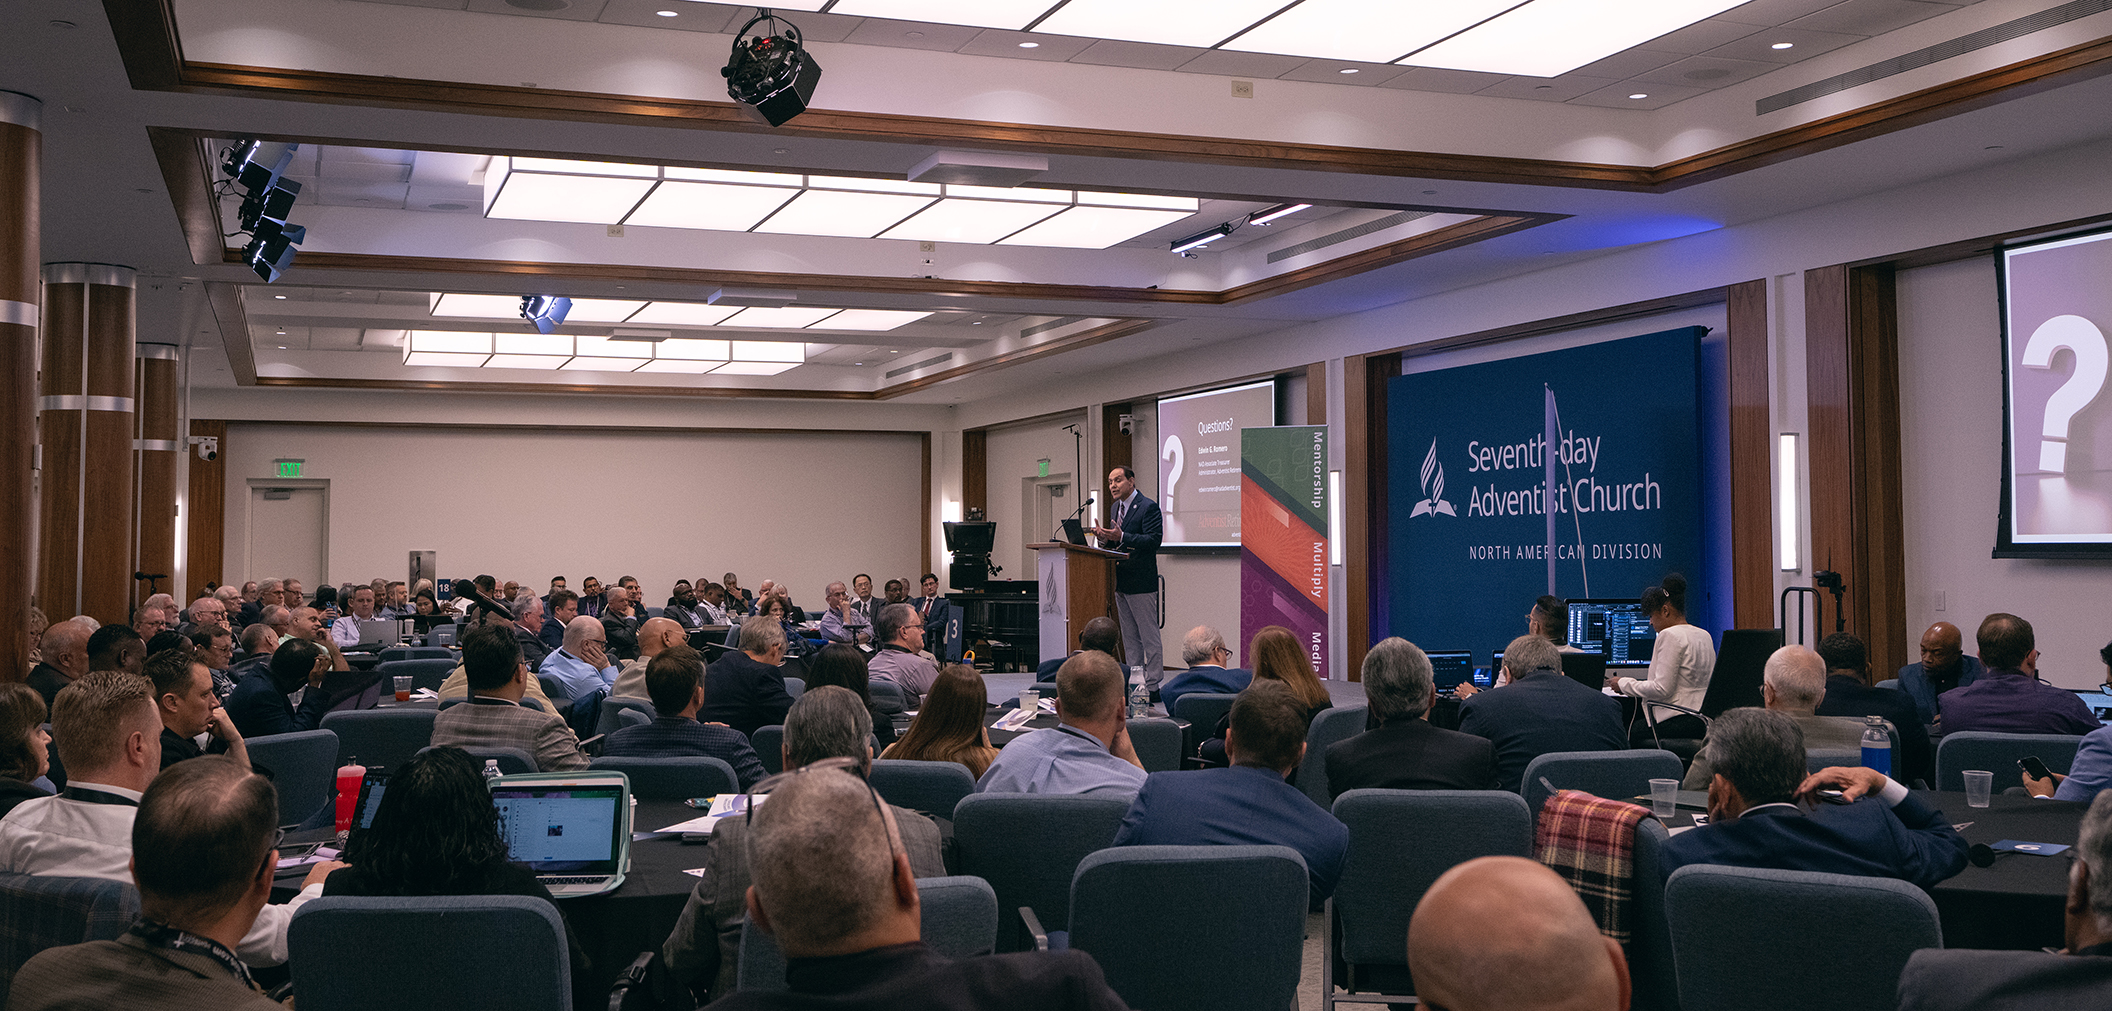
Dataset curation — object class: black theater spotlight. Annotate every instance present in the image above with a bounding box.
[1170,222,1236,256]
[520,295,573,334]
[220,139,307,282]
[723,9,821,127]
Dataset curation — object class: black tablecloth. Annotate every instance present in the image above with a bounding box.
[1919,790,2083,951]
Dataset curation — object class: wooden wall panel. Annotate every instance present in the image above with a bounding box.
[962,428,987,521]
[0,117,35,677]
[1306,362,1327,427]
[1726,279,1775,630]
[185,419,227,595]
[1344,351,1400,681]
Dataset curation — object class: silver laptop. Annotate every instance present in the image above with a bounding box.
[357,619,402,647]
[488,771,632,898]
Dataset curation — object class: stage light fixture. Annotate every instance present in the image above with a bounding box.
[220,138,307,282]
[1247,203,1311,226]
[1170,222,1235,255]
[723,10,822,127]
[520,295,573,334]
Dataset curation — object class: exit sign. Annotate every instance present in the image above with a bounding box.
[273,459,305,478]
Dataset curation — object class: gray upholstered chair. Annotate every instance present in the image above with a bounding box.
[1664,864,1941,1011]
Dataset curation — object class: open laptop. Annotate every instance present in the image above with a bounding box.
[488,771,632,899]
[1060,518,1087,545]
[1425,651,1475,694]
[358,619,403,647]
[2076,688,2112,725]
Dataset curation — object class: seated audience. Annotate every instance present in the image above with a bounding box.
[663,686,947,1004]
[1897,790,2112,1010]
[146,648,249,771]
[1113,682,1348,901]
[0,673,333,966]
[697,582,732,625]
[1199,625,1335,766]
[1897,620,1987,725]
[1457,634,1626,793]
[409,591,447,631]
[378,580,412,620]
[541,588,580,651]
[507,592,552,670]
[132,605,170,641]
[819,580,872,645]
[27,619,89,710]
[1408,856,1631,1011]
[85,623,146,677]
[329,586,383,648]
[190,625,238,699]
[1682,645,1872,789]
[576,576,606,619]
[7,757,296,1010]
[1660,708,1968,887]
[1325,637,1496,798]
[323,745,593,1006]
[1813,631,1934,784]
[430,625,590,772]
[2032,641,2112,802]
[223,637,334,740]
[1609,573,1715,743]
[718,573,753,616]
[182,594,230,636]
[976,652,1146,797]
[1934,613,2099,735]
[604,646,767,789]
[1158,625,1254,713]
[1037,616,1121,682]
[145,629,191,657]
[0,684,53,817]
[262,604,295,642]
[228,623,277,680]
[611,615,688,700]
[805,642,899,748]
[882,578,909,606]
[867,602,943,704]
[663,580,706,629]
[849,574,881,628]
[540,614,618,702]
[881,664,1000,779]
[703,616,800,739]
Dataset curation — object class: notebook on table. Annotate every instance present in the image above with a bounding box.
[488,771,632,899]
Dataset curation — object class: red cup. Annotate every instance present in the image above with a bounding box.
[333,761,366,834]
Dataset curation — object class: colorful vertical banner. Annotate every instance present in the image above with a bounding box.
[1241,426,1330,676]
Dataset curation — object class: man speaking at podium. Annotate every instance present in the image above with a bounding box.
[1090,466,1163,693]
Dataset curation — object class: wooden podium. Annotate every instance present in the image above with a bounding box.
[1031,541,1126,661]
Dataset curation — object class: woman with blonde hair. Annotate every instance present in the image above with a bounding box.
[882,665,1001,780]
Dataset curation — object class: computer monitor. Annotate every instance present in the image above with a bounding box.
[1566,599,1658,665]
[1426,651,1475,692]
[943,520,996,554]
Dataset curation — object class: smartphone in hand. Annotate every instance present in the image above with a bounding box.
[2019,755,2054,781]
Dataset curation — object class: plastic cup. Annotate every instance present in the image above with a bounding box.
[333,760,366,834]
[1018,688,1040,713]
[393,675,413,702]
[1649,778,1679,819]
[1963,769,1994,808]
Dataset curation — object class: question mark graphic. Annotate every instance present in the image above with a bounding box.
[1161,435,1184,513]
[2022,314,2110,473]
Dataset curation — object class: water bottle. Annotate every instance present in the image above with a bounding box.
[1860,716,1892,777]
[1127,666,1148,718]
[483,758,502,782]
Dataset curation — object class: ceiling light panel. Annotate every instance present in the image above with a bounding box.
[429,293,522,319]
[1405,0,1748,77]
[404,330,493,354]
[710,360,802,375]
[816,309,934,331]
[626,180,801,232]
[561,357,647,372]
[494,332,573,354]
[484,157,657,224]
[663,167,804,186]
[403,351,492,367]
[1227,0,1525,63]
[485,354,571,369]
[1077,191,1200,211]
[808,176,943,196]
[826,0,1055,30]
[722,307,842,329]
[998,205,1196,248]
[634,359,722,373]
[654,337,732,360]
[754,190,938,238]
[628,302,744,326]
[574,335,653,359]
[1037,0,1287,47]
[731,340,807,362]
[880,198,1066,243]
[562,298,650,323]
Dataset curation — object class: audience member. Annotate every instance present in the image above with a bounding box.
[881,664,1000,779]
[409,591,447,632]
[1528,594,1587,653]
[261,604,295,642]
[237,578,275,627]
[612,615,688,700]
[720,572,753,616]
[914,573,950,657]
[1037,616,1121,682]
[1326,637,1496,798]
[1159,625,1253,713]
[543,575,567,605]
[663,686,947,1003]
[541,614,618,703]
[1813,631,1934,784]
[27,619,89,710]
[1683,645,1873,789]
[0,684,53,817]
[223,637,334,739]
[7,757,303,1009]
[190,625,238,698]
[1935,613,2099,735]
[819,581,873,645]
[868,603,941,704]
[2028,661,2112,800]
[664,581,706,629]
[850,573,881,627]
[184,595,230,635]
[430,625,590,772]
[1660,708,1968,887]
[282,578,306,610]
[1898,789,2112,1010]
[576,576,607,619]
[230,623,277,680]
[378,580,412,619]
[697,582,732,625]
[85,622,146,676]
[1897,621,1986,725]
[1113,682,1349,900]
[0,672,331,966]
[702,616,801,739]
[977,652,1145,796]
[882,578,909,606]
[1457,634,1626,793]
[508,592,552,670]
[132,605,170,641]
[146,648,249,771]
[541,589,580,652]
[1609,573,1716,743]
[1199,626,1335,766]
[805,642,899,747]
[145,629,192,657]
[311,584,339,620]
[603,647,767,789]
[1408,856,1631,1011]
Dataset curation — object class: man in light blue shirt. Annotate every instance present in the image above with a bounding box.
[816,581,871,645]
[540,615,618,702]
[977,651,1145,797]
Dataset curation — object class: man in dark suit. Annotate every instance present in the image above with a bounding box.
[1898,789,2112,1010]
[1037,616,1122,682]
[912,573,953,662]
[1159,625,1254,714]
[604,645,767,789]
[1456,634,1626,792]
[1113,681,1348,901]
[703,616,798,739]
[1814,631,1935,786]
[223,637,333,741]
[1661,708,1968,888]
[1326,637,1497,800]
[27,619,90,710]
[146,649,249,771]
[1089,465,1163,691]
[850,573,883,628]
[1895,620,1986,726]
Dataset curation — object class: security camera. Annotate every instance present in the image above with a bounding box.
[188,435,219,462]
[1118,413,1134,435]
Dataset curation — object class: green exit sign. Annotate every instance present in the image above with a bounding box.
[273,459,305,478]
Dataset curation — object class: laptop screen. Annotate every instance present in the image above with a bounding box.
[491,785,624,873]
[355,771,389,830]
[2075,689,2112,725]
[1426,651,1474,691]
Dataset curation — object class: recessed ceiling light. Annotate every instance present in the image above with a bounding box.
[656,8,677,14]
[1629,93,1649,99]
[275,330,287,335]
[1771,41,1794,50]
[855,361,864,365]
[276,345,287,349]
[971,320,984,324]
[890,349,900,353]
[1018,41,1039,48]
[1338,68,1359,74]
[273,294,287,299]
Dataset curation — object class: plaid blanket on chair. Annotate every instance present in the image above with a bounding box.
[1534,790,1650,948]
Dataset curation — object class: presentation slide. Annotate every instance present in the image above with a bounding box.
[1384,327,1704,657]
[2000,228,2112,556]
[1158,380,1276,546]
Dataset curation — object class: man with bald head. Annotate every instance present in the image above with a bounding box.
[1409,856,1630,1011]
[184,596,229,636]
[28,620,92,710]
[1897,621,1985,725]
[1037,615,1123,682]
[540,615,619,703]
[1682,646,1873,789]
[613,616,688,701]
[976,652,1145,797]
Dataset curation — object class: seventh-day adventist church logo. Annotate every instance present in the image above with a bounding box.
[1409,438,1456,518]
